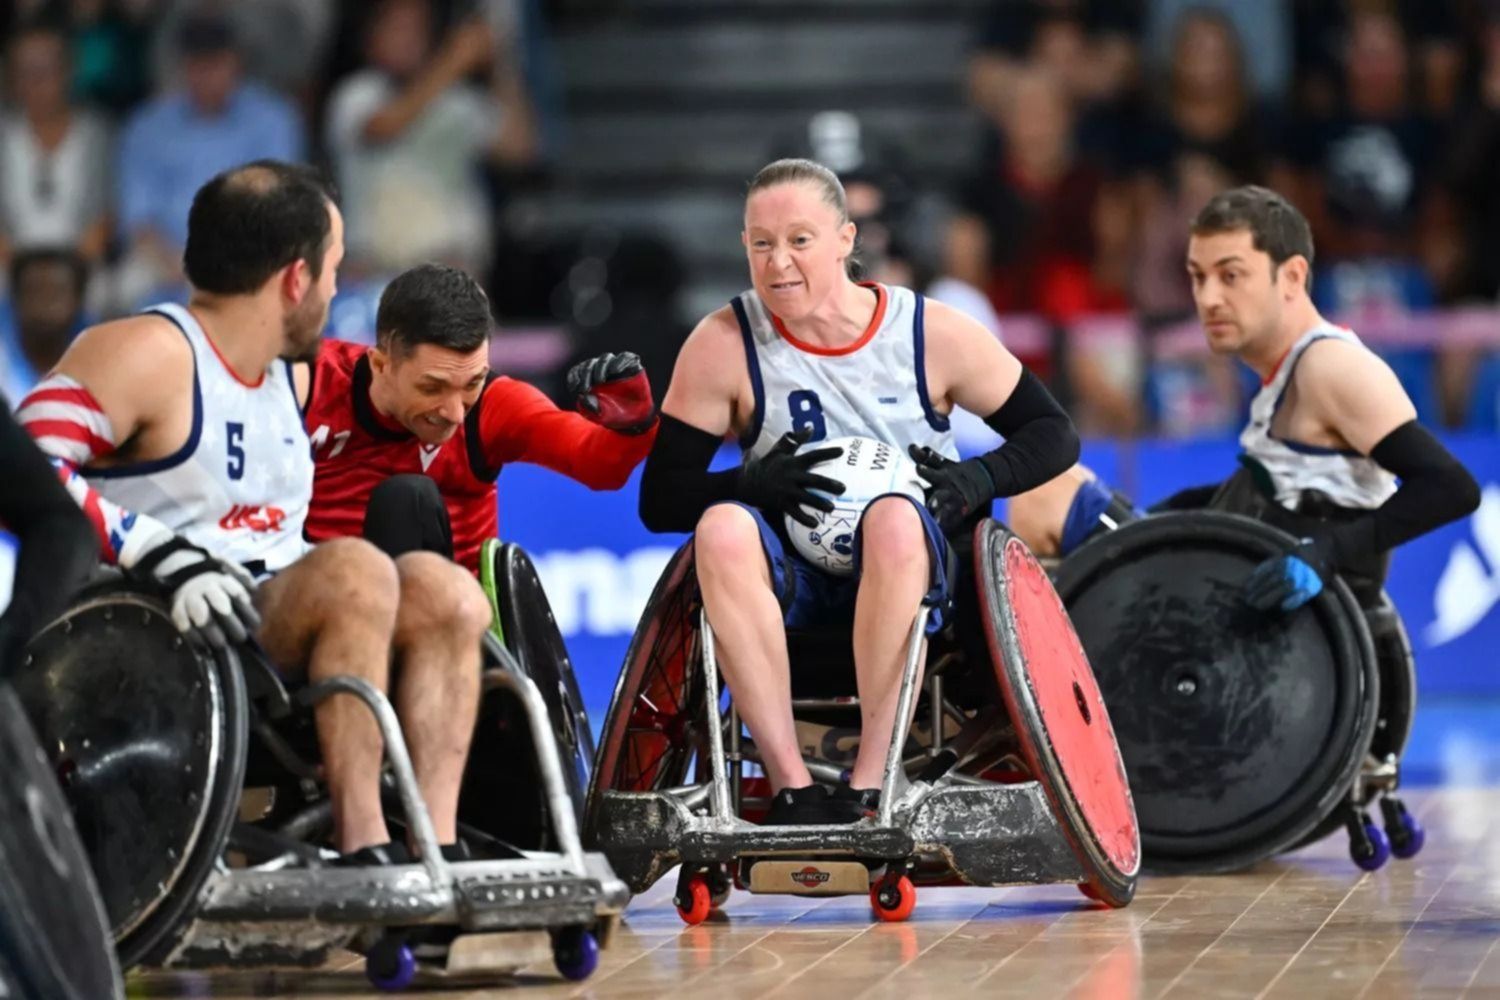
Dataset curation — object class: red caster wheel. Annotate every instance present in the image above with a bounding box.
[1078,881,1102,902]
[675,876,712,926]
[870,874,916,922]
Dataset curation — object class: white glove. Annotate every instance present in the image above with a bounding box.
[128,528,262,651]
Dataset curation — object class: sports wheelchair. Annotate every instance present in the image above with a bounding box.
[1054,509,1422,874]
[8,542,626,990]
[586,519,1141,924]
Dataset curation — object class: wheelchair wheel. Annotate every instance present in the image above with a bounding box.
[493,543,595,820]
[585,541,703,842]
[463,542,598,852]
[0,684,122,1000]
[1054,511,1379,873]
[12,585,249,969]
[974,520,1140,905]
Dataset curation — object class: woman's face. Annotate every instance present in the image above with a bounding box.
[742,181,855,322]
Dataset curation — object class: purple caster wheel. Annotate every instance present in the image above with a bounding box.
[553,927,599,982]
[1349,812,1390,872]
[366,937,417,991]
[1382,798,1426,860]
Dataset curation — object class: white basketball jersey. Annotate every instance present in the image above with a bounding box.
[734,283,957,463]
[86,303,313,573]
[1240,322,1397,511]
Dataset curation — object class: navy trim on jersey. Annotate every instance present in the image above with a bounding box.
[464,372,503,483]
[1267,334,1360,457]
[284,360,306,419]
[912,294,950,433]
[88,308,204,479]
[351,354,408,442]
[731,296,765,449]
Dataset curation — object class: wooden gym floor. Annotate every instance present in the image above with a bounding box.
[134,786,1500,999]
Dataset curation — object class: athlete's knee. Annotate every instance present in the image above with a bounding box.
[310,537,401,626]
[395,552,491,642]
[1009,464,1090,556]
[859,497,928,572]
[694,504,764,574]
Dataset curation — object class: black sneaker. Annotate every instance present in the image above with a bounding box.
[333,842,413,867]
[831,785,882,820]
[763,784,858,826]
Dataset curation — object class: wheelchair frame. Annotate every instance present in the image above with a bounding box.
[589,520,1141,922]
[17,581,628,989]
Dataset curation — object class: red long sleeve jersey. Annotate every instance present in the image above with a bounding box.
[303,339,655,572]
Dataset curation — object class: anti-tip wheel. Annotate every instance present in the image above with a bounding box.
[553,927,600,981]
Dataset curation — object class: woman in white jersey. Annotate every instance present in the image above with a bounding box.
[1009,186,1478,611]
[638,159,1080,825]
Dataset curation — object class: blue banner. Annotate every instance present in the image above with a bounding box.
[500,435,1500,715]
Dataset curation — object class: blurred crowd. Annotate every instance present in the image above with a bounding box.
[830,0,1500,437]
[0,0,556,404]
[0,0,1498,439]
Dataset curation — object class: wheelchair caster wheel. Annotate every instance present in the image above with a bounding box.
[675,875,712,926]
[870,874,916,922]
[366,938,416,991]
[708,869,732,909]
[552,926,599,981]
[1078,881,1102,902]
[1350,814,1390,872]
[1381,798,1425,860]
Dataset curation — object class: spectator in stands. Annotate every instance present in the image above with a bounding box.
[967,0,1141,162]
[1293,0,1466,119]
[68,0,159,117]
[1281,10,1446,306]
[1130,8,1270,317]
[0,20,112,273]
[150,0,337,106]
[325,0,538,279]
[947,66,1136,433]
[1142,0,1292,103]
[0,248,87,406]
[115,8,304,309]
[947,67,1131,330]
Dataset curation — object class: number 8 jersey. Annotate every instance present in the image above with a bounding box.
[84,303,313,573]
[733,282,958,463]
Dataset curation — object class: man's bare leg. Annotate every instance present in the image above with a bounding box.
[257,538,401,854]
[694,504,810,792]
[848,498,931,791]
[390,552,489,846]
[1007,464,1093,559]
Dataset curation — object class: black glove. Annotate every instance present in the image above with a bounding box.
[565,351,656,433]
[908,444,996,533]
[739,428,846,528]
[1242,536,1332,613]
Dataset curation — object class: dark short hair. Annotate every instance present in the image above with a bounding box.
[1191,185,1315,286]
[183,160,336,295]
[10,246,87,299]
[375,263,492,357]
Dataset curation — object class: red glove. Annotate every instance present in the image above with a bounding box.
[566,351,656,434]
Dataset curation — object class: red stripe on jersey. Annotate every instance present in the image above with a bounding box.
[20,386,107,412]
[22,419,115,457]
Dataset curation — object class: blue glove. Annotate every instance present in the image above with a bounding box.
[1242,537,1331,613]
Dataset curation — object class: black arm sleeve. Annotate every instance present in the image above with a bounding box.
[975,368,1082,497]
[1323,420,1481,571]
[638,414,742,534]
[0,403,98,674]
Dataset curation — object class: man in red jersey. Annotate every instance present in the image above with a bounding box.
[302,263,657,576]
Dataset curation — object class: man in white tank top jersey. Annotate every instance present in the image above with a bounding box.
[1010,186,1479,612]
[16,161,491,864]
[639,159,1080,824]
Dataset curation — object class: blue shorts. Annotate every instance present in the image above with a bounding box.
[705,496,952,636]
